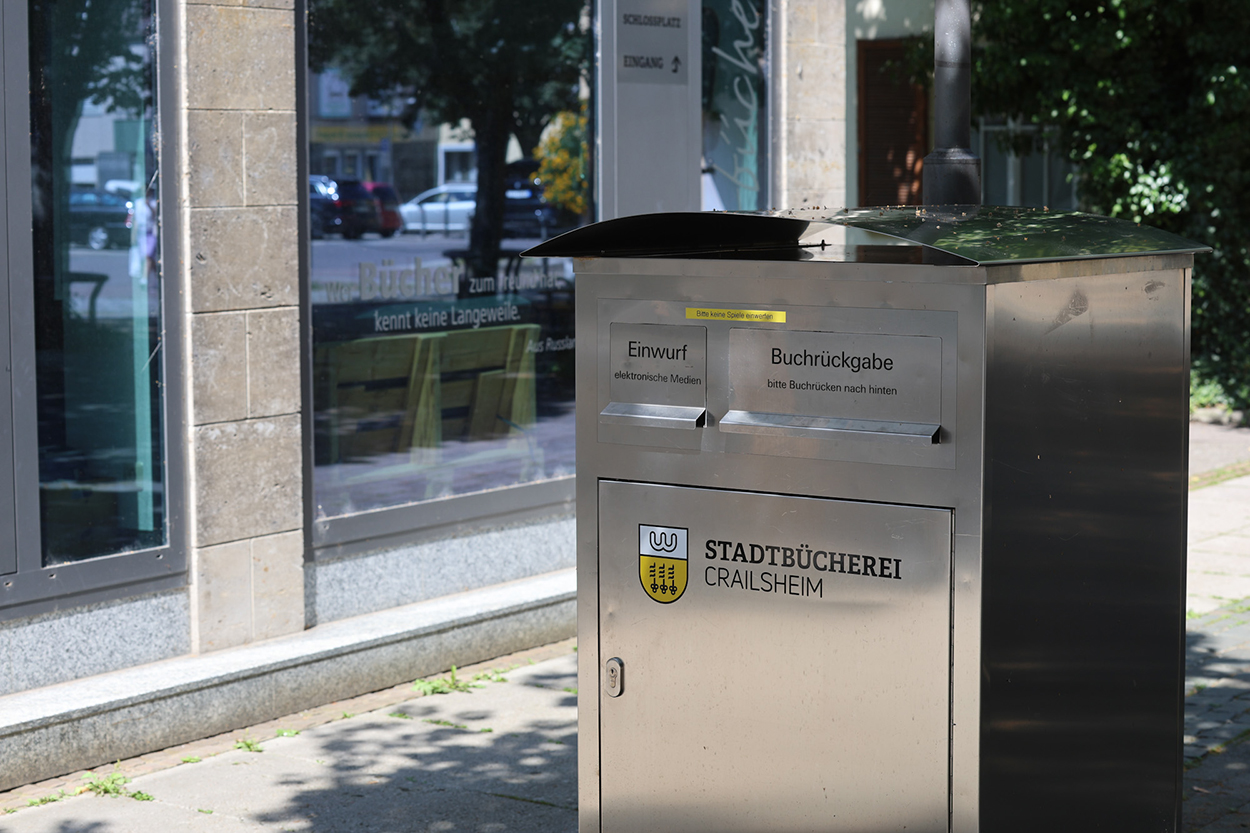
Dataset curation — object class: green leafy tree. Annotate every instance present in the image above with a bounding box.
[309,0,587,279]
[971,0,1250,406]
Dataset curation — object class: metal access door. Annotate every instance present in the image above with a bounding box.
[598,481,953,832]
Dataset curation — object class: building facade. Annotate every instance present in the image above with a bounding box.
[0,0,1067,788]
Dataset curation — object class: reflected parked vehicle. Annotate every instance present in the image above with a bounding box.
[309,175,342,239]
[69,188,134,250]
[363,182,402,238]
[332,178,382,239]
[400,183,476,235]
[501,159,563,239]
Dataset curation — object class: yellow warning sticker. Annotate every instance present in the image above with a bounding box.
[685,307,786,323]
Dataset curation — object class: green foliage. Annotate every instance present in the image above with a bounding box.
[81,770,130,797]
[233,738,263,753]
[972,0,1250,407]
[473,669,509,683]
[275,729,300,737]
[413,665,482,695]
[27,790,70,806]
[422,718,469,729]
[180,756,202,764]
[1191,368,1235,412]
[535,107,589,218]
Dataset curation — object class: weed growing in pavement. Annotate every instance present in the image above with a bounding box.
[389,711,414,719]
[473,669,509,683]
[80,768,154,801]
[480,728,494,733]
[563,687,578,694]
[181,756,202,764]
[233,738,263,753]
[27,790,70,806]
[422,718,469,729]
[413,665,482,695]
[82,770,130,796]
[275,729,300,737]
[546,738,566,745]
[340,712,356,719]
[198,809,213,814]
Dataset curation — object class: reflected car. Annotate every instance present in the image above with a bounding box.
[332,178,383,239]
[362,182,403,238]
[309,175,342,239]
[69,188,135,250]
[501,160,563,239]
[400,184,476,235]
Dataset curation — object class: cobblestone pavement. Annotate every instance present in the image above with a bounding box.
[1185,603,1250,831]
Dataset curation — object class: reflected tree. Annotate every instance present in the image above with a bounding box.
[309,0,588,279]
[30,0,152,283]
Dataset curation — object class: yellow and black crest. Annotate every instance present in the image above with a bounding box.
[638,525,688,603]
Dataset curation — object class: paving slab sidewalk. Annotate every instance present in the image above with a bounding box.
[0,642,579,833]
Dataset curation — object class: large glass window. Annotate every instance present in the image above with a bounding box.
[29,0,165,564]
[701,0,768,211]
[306,1,588,526]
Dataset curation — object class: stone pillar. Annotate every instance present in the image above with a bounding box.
[779,0,847,208]
[182,0,305,653]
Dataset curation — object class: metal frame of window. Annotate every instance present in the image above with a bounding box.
[0,0,186,620]
[295,0,576,562]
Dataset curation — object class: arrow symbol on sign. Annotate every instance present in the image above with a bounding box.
[671,55,682,73]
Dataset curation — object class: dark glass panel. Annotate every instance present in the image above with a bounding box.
[29,0,165,564]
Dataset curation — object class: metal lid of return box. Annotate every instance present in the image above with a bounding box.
[523,205,1210,266]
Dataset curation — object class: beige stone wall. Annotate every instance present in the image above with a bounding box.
[778,0,847,209]
[181,0,304,653]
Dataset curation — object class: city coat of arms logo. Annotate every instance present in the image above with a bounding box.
[638,525,688,603]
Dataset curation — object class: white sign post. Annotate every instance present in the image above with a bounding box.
[598,0,702,219]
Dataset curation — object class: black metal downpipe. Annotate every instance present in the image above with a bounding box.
[922,0,982,206]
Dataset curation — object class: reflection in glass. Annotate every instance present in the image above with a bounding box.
[29,0,164,564]
[701,0,768,211]
[307,0,588,519]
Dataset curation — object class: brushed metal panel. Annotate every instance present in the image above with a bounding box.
[979,269,1188,831]
[598,480,952,832]
[599,402,706,429]
[720,411,940,443]
[608,322,706,407]
[728,328,943,424]
[577,258,991,833]
[596,298,960,469]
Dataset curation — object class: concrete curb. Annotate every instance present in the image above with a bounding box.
[0,569,575,791]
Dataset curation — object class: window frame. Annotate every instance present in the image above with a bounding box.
[295,0,575,562]
[0,0,186,621]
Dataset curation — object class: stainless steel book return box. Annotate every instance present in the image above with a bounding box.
[525,206,1207,833]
